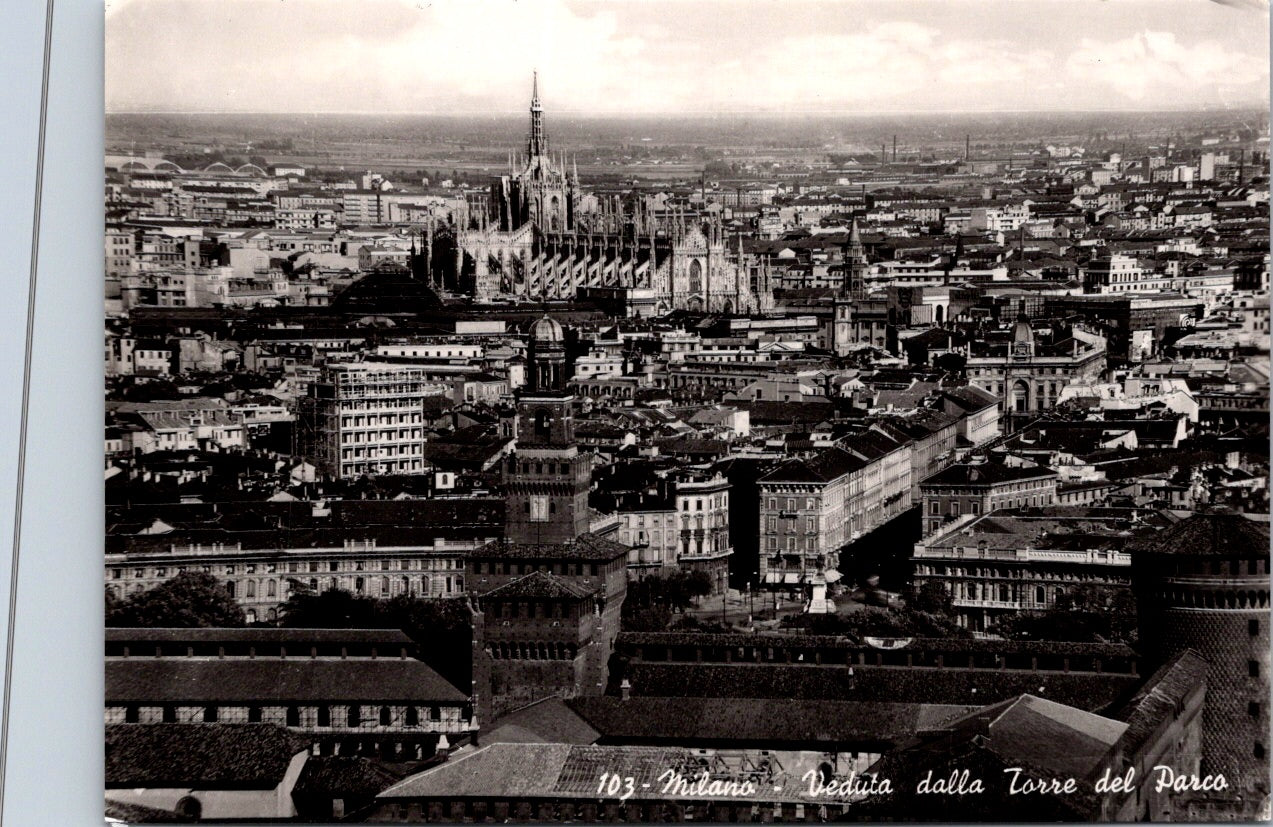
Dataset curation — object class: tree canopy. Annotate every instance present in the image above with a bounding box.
[106,572,245,628]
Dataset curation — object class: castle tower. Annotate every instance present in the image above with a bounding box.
[504,315,591,545]
[1132,510,1270,816]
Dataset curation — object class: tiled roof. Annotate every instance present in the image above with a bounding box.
[104,627,414,646]
[1132,509,1270,557]
[484,697,601,746]
[760,447,865,484]
[106,658,467,703]
[105,724,310,789]
[480,570,592,600]
[985,694,1125,779]
[921,461,1056,488]
[568,697,977,747]
[292,756,404,800]
[1112,649,1208,757]
[474,532,630,562]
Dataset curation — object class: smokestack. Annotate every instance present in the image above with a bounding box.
[1238,148,1245,184]
[892,135,898,163]
[965,135,970,162]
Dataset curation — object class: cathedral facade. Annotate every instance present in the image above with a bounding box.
[454,74,756,315]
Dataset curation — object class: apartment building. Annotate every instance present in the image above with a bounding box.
[297,362,448,479]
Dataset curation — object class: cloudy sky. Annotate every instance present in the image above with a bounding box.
[105,0,1270,114]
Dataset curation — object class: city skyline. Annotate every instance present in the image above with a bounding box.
[106,0,1270,115]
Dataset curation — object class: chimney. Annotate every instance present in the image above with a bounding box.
[620,678,632,701]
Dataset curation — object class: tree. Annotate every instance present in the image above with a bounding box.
[278,585,380,628]
[934,352,966,373]
[106,572,245,628]
[685,570,713,600]
[990,585,1138,643]
[908,581,954,616]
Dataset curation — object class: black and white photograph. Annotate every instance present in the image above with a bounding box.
[102,0,1271,821]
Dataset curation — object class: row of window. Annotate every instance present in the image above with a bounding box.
[340,430,423,445]
[473,560,601,577]
[110,557,460,580]
[120,703,449,726]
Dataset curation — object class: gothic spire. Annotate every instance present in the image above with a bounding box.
[527,70,546,158]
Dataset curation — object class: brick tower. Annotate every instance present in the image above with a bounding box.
[1133,509,1270,816]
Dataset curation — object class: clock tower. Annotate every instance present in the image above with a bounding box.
[503,315,592,545]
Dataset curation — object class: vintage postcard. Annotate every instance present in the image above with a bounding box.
[104,0,1270,822]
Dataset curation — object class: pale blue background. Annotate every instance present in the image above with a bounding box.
[0,0,103,824]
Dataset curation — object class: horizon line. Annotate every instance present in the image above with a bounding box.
[105,105,1272,118]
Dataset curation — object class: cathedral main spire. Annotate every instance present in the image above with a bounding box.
[527,70,547,158]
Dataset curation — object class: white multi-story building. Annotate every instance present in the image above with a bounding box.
[297,362,448,479]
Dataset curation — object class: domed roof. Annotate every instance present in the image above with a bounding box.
[530,314,564,343]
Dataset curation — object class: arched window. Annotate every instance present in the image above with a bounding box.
[534,409,551,437]
[1035,585,1046,605]
[689,259,703,294]
[266,579,277,597]
[225,581,236,598]
[405,706,419,726]
[245,580,256,598]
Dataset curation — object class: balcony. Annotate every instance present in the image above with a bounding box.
[953,598,1020,610]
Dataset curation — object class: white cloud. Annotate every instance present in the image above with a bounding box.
[1065,30,1269,104]
[105,0,1270,113]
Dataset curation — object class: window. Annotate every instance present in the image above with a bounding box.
[430,706,441,721]
[287,706,300,726]
[124,705,139,723]
[1251,619,1260,637]
[1250,661,1260,678]
[248,706,262,723]
[1257,743,1266,760]
[163,706,176,723]
[1249,701,1260,718]
[380,706,392,726]
[930,502,940,515]
[203,706,218,723]
[317,706,330,727]
[405,706,419,726]
[348,705,361,727]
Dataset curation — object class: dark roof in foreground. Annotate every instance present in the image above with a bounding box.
[106,658,467,703]
[1133,509,1270,557]
[105,627,414,645]
[1112,649,1208,757]
[568,697,978,747]
[378,743,849,804]
[473,532,629,561]
[106,724,310,789]
[484,697,601,746]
